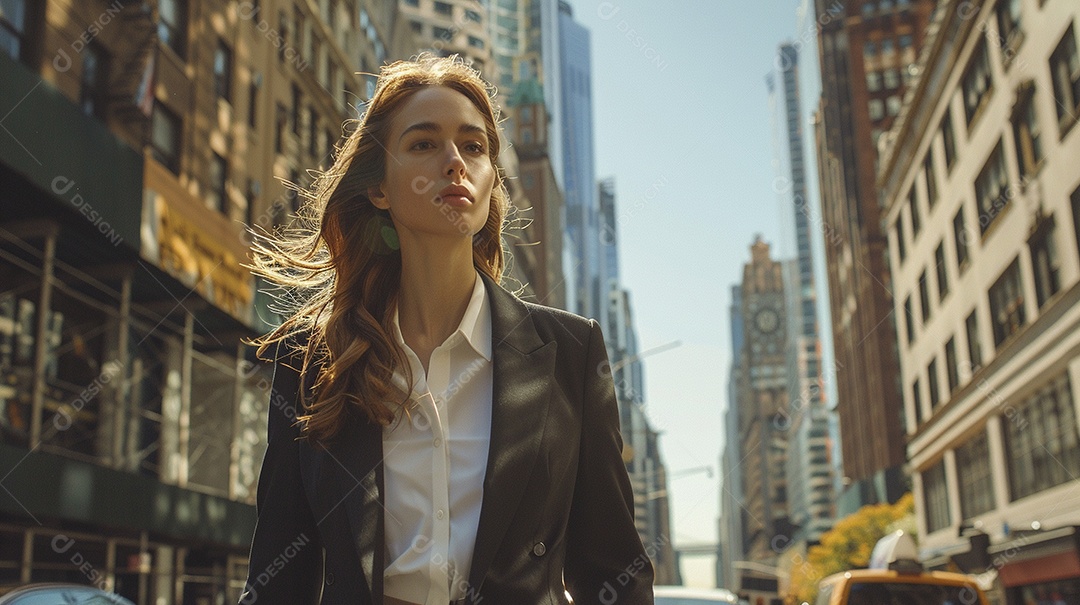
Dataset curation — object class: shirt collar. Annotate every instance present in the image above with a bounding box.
[391,270,492,362]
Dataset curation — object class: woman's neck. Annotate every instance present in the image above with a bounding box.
[396,238,477,356]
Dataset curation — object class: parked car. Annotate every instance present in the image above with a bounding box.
[0,583,136,604]
[815,531,989,605]
[654,585,746,604]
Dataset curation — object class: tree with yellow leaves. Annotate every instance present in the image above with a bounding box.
[786,493,915,604]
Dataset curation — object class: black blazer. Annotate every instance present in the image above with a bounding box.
[240,273,654,604]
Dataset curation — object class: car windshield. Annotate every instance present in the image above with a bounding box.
[846,581,981,605]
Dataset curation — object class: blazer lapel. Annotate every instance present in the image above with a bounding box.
[467,273,558,593]
[335,417,385,603]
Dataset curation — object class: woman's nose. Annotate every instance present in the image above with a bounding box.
[445,145,466,178]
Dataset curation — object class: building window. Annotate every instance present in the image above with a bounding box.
[989,257,1026,348]
[919,269,931,322]
[995,0,1023,60]
[924,150,937,207]
[468,35,485,50]
[151,103,182,174]
[941,109,957,172]
[0,0,27,61]
[904,295,915,345]
[214,40,232,102]
[935,242,949,301]
[1073,185,1080,261]
[912,378,923,426]
[248,78,258,128]
[410,20,422,34]
[308,106,318,156]
[883,68,899,90]
[887,95,902,116]
[909,187,921,236]
[867,71,882,92]
[291,84,301,135]
[80,43,109,119]
[962,41,993,128]
[209,153,228,213]
[293,7,305,60]
[864,40,877,58]
[244,178,257,231]
[899,33,913,49]
[1012,84,1043,179]
[1004,372,1080,500]
[957,430,995,519]
[954,208,970,269]
[278,10,289,63]
[403,0,418,6]
[1029,216,1061,309]
[945,337,959,394]
[433,1,453,16]
[975,141,1010,233]
[158,0,186,58]
[465,9,481,23]
[923,460,951,533]
[966,310,982,372]
[1049,25,1080,134]
[927,357,941,409]
[895,217,907,264]
[881,38,895,56]
[869,99,884,121]
[433,26,453,42]
[275,103,287,153]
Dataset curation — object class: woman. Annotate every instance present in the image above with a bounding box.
[241,54,653,605]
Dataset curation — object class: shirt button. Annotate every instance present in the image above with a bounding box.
[436,509,445,520]
[433,437,442,448]
[533,542,546,557]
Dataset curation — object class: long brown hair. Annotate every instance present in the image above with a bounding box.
[249,54,509,443]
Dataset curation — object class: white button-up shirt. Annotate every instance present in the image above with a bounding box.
[382,272,493,604]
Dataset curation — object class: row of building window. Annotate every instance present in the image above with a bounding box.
[863,33,915,58]
[895,23,1079,270]
[922,369,1080,533]
[905,190,1079,428]
[962,18,1079,138]
[860,0,913,18]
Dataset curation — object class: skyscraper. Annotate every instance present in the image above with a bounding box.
[769,43,837,545]
[728,238,791,597]
[555,1,600,325]
[813,0,937,511]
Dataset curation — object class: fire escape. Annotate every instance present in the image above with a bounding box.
[110,0,158,147]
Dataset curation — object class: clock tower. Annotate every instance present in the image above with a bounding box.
[734,237,791,567]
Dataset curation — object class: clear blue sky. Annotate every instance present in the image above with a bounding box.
[572,0,805,587]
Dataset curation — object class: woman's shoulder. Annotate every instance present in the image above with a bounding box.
[515,297,599,342]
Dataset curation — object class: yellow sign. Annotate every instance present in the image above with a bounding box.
[140,163,254,326]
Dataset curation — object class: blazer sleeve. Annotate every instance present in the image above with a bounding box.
[239,342,324,605]
[564,319,655,604]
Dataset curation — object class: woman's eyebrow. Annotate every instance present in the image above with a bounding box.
[398,122,486,142]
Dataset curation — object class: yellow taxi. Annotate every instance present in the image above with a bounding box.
[814,531,990,605]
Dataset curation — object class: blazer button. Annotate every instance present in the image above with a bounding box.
[325,572,335,585]
[532,542,546,557]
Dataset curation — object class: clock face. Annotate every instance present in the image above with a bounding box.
[755,308,780,334]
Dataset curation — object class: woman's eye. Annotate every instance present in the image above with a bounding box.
[464,142,486,154]
[410,140,434,150]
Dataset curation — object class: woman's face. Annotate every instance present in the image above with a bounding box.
[371,85,495,245]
